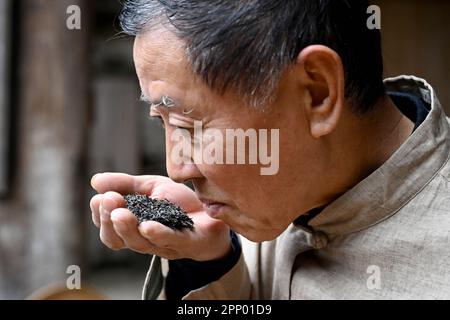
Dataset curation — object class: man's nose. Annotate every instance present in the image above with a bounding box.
[166,158,202,183]
[165,128,203,183]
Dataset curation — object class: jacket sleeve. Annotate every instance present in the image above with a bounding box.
[182,253,251,300]
[141,248,252,300]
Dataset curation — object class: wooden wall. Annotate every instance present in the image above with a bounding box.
[379,0,450,114]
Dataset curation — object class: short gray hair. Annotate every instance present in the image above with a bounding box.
[120,0,385,112]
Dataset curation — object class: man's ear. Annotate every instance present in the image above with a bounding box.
[296,45,345,138]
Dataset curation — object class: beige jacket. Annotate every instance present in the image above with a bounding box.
[143,76,450,300]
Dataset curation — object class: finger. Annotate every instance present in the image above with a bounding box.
[91,173,161,195]
[103,190,126,207]
[110,208,155,254]
[99,193,125,250]
[111,209,180,258]
[90,194,102,228]
[138,221,191,250]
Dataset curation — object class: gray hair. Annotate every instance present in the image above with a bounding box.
[120,0,385,112]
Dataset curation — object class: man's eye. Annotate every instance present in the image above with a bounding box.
[149,116,188,131]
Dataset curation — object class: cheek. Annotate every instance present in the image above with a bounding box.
[199,164,261,200]
[197,157,300,241]
[202,164,283,217]
[199,164,258,193]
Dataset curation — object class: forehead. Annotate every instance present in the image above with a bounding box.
[133,29,213,109]
[134,29,191,85]
[132,28,260,118]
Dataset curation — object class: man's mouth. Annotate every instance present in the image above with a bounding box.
[198,197,226,219]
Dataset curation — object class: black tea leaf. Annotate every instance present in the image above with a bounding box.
[124,194,194,231]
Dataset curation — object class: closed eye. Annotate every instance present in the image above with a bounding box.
[148,115,190,131]
[148,106,194,131]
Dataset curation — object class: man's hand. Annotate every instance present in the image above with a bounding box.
[90,173,231,261]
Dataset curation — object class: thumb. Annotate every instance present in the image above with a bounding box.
[90,172,159,195]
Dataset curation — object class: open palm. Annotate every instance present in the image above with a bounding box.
[90,173,231,261]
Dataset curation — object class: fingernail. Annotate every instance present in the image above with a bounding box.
[152,193,161,200]
[110,210,120,223]
[91,173,101,186]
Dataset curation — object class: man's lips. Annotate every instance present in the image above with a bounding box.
[198,197,226,218]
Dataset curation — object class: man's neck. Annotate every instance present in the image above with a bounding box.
[359,95,415,175]
[315,95,415,208]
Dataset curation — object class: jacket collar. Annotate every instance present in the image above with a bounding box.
[296,76,450,240]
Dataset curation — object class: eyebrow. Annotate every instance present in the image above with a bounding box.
[139,91,176,109]
[140,91,196,115]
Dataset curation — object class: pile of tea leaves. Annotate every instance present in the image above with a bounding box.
[124,194,194,231]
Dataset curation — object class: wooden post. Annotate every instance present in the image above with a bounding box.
[0,0,11,196]
[0,0,90,298]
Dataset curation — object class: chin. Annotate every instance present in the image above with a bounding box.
[223,209,288,242]
[234,226,284,242]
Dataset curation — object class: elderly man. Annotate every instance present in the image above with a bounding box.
[90,0,450,299]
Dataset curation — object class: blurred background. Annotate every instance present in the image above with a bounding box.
[0,0,449,299]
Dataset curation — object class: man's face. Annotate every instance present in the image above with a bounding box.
[133,29,322,241]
